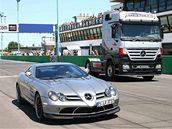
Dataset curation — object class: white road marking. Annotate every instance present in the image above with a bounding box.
[0,75,18,79]
[119,90,169,102]
[156,74,172,79]
[0,59,34,64]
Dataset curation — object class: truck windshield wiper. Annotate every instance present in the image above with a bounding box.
[146,35,161,42]
[121,36,141,41]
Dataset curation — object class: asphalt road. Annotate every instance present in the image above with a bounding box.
[0,59,172,129]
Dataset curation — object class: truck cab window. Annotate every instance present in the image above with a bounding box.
[112,25,119,39]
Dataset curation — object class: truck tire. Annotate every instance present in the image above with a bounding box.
[106,61,115,81]
[142,76,154,81]
[85,61,99,77]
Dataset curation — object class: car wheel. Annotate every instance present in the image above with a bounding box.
[106,61,115,81]
[142,76,154,81]
[16,84,25,105]
[35,93,44,121]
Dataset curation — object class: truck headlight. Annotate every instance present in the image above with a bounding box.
[156,64,161,69]
[123,65,130,70]
[105,86,117,97]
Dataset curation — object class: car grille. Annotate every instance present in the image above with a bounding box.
[60,104,114,114]
[127,48,158,61]
[65,92,106,101]
[96,92,106,99]
[66,95,82,101]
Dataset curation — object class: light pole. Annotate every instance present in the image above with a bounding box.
[17,0,20,53]
[55,0,59,60]
[0,11,6,58]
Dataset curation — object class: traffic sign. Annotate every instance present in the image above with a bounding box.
[19,24,54,33]
[0,24,18,33]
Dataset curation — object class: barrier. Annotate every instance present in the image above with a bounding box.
[1,56,50,63]
[1,55,98,66]
[162,56,172,74]
[59,56,100,66]
[1,55,172,74]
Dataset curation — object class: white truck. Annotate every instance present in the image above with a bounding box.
[85,10,163,81]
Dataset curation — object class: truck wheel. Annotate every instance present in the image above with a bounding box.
[142,76,154,81]
[106,61,115,81]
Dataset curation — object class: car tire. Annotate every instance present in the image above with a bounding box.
[16,84,25,105]
[35,93,44,121]
[142,76,154,81]
[106,61,115,81]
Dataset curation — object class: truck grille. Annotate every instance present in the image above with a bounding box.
[127,48,159,61]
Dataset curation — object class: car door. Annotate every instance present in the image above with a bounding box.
[26,67,37,104]
[23,66,35,103]
[20,67,32,100]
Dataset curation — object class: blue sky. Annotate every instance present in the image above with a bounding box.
[0,0,114,49]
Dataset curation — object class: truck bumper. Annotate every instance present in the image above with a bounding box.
[117,56,162,76]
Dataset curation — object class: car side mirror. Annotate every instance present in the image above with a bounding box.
[25,71,32,77]
[84,68,89,73]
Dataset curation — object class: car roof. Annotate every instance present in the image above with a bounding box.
[32,62,75,68]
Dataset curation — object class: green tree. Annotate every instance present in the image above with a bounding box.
[6,41,20,52]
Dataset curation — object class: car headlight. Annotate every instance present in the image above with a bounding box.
[105,86,117,97]
[48,91,58,101]
[48,91,66,102]
[57,93,66,102]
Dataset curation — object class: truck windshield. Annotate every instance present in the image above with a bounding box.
[121,23,161,42]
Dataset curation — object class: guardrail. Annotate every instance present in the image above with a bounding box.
[1,55,172,74]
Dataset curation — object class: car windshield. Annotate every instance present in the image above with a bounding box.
[35,64,88,80]
[121,23,161,41]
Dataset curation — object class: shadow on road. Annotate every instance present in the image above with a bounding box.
[98,75,158,83]
[12,99,118,125]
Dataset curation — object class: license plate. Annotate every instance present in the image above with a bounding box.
[96,99,115,107]
[135,65,150,69]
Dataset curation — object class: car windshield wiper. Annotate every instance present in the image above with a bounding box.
[39,76,66,80]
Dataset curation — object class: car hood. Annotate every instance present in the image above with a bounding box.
[43,76,109,106]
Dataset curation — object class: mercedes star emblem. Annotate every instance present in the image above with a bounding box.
[140,50,146,57]
[85,93,93,100]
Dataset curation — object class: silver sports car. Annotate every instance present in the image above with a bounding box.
[16,62,120,120]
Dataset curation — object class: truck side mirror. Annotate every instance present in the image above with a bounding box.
[160,26,164,39]
[105,14,111,21]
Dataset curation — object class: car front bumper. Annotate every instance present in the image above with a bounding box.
[44,105,120,119]
[41,97,120,119]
